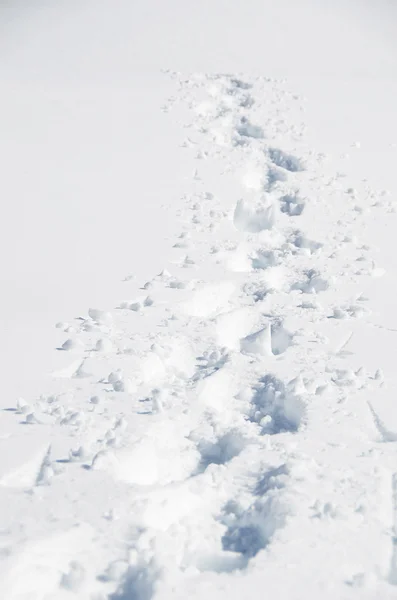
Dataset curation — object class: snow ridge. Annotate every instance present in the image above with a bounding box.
[2,73,396,599]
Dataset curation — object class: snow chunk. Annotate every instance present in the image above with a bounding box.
[0,436,51,488]
[241,325,273,357]
[88,307,112,325]
[60,338,85,352]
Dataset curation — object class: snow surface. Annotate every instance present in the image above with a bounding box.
[1,0,397,598]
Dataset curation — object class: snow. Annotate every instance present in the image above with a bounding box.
[1,0,397,599]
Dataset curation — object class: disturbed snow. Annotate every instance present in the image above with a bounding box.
[2,70,397,600]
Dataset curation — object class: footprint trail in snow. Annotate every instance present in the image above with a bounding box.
[2,73,397,600]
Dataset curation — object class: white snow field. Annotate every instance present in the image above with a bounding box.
[1,0,397,598]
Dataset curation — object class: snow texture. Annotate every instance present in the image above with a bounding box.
[1,1,397,599]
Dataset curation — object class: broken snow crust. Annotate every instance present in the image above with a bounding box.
[1,2,397,600]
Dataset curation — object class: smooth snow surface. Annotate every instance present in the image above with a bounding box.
[1,1,397,599]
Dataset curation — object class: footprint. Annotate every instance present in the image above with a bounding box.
[228,78,252,91]
[235,117,264,140]
[251,249,278,270]
[60,561,86,592]
[195,429,248,469]
[279,192,305,216]
[268,147,305,172]
[244,374,306,434]
[106,554,158,600]
[265,166,288,190]
[288,231,322,255]
[221,466,287,559]
[292,269,329,294]
[227,78,255,107]
[199,463,290,573]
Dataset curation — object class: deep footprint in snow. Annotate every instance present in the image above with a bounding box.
[279,191,305,216]
[267,147,305,172]
[196,464,290,573]
[194,430,249,470]
[228,77,253,91]
[240,374,306,434]
[287,230,322,255]
[235,116,265,141]
[221,465,288,560]
[227,78,255,108]
[251,249,279,270]
[265,165,289,191]
[292,269,329,294]
[110,558,157,600]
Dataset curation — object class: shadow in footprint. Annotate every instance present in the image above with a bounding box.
[251,249,278,270]
[289,231,322,255]
[268,147,304,172]
[191,464,290,575]
[220,464,289,563]
[265,166,288,190]
[229,78,252,90]
[236,117,264,140]
[196,430,247,470]
[292,269,328,293]
[280,192,305,216]
[249,374,305,434]
[254,464,288,496]
[109,563,156,600]
[193,350,229,381]
[222,524,265,560]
